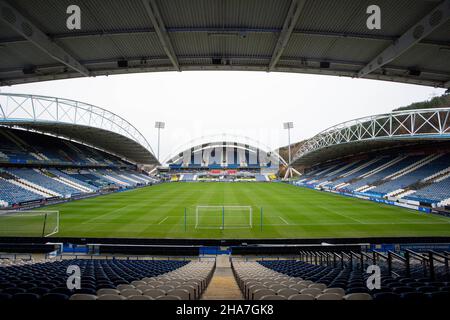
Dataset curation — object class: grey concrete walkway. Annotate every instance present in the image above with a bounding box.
[201,255,243,300]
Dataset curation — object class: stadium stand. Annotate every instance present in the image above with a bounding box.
[231,245,450,301]
[0,259,187,300]
[0,128,156,208]
[0,175,44,205]
[165,140,282,182]
[0,128,127,166]
[1,244,448,302]
[405,177,450,204]
[47,169,97,193]
[7,168,81,197]
[0,258,214,301]
[232,260,370,300]
[295,151,450,208]
[259,259,449,301]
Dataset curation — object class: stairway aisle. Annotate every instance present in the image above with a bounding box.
[201,255,243,300]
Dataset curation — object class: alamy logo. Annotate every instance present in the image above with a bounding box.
[66,5,81,30]
[366,5,381,30]
[366,265,381,290]
[66,265,81,290]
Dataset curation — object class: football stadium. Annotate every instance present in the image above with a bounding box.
[1,0,450,308]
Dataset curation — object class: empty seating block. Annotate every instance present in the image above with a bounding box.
[231,260,346,300]
[0,259,188,301]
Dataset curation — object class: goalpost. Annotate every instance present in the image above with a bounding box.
[195,206,252,229]
[0,210,60,237]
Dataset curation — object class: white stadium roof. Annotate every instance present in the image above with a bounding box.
[0,93,158,165]
[292,107,450,166]
[165,134,287,166]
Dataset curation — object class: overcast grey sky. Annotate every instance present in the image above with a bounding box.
[0,72,445,162]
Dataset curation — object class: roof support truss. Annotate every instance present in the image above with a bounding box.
[293,108,450,164]
[358,0,450,78]
[269,0,306,71]
[0,1,89,76]
[141,0,180,71]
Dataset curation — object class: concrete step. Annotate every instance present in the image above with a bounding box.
[201,255,243,300]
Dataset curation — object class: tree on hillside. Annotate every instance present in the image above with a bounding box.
[393,92,450,112]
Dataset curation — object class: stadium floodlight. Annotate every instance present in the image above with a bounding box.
[283,122,294,130]
[283,122,298,180]
[155,121,165,162]
[283,122,294,164]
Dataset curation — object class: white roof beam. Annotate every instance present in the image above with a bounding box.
[269,0,307,71]
[358,0,450,78]
[0,1,89,76]
[141,0,180,71]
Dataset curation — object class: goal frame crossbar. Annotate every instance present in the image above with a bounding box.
[195,205,253,229]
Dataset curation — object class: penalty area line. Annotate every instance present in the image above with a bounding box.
[158,216,169,225]
[279,216,290,225]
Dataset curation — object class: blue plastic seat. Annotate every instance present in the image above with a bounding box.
[401,292,424,301]
[426,291,450,301]
[373,292,401,301]
[41,293,69,301]
[0,293,12,300]
[12,293,40,301]
[2,287,26,295]
[393,286,413,294]
[416,286,438,293]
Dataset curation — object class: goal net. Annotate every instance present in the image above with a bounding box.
[195,206,252,229]
[0,210,59,237]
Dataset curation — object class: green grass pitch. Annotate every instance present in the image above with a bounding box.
[3,182,450,239]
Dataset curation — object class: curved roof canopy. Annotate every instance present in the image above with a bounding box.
[0,93,158,165]
[0,0,449,87]
[292,107,450,166]
[166,134,287,166]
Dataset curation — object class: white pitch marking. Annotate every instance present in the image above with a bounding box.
[279,216,290,225]
[158,216,169,225]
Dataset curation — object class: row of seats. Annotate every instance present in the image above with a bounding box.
[371,154,450,195]
[404,176,450,203]
[260,260,450,301]
[0,258,188,301]
[8,168,81,197]
[70,261,215,300]
[231,260,371,300]
[0,258,46,267]
[0,128,126,166]
[0,177,43,204]
[296,152,450,204]
[0,167,155,207]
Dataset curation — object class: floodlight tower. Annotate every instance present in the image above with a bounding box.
[155,121,165,163]
[283,122,298,180]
